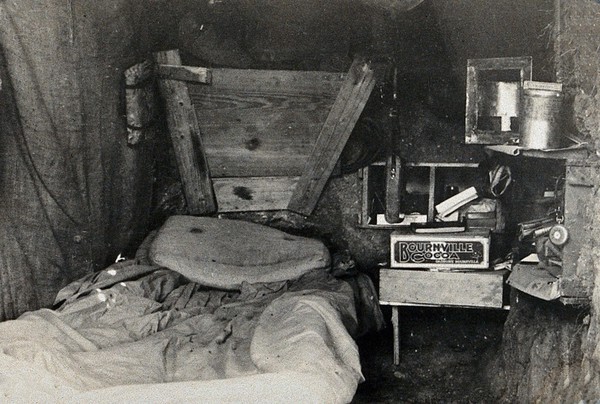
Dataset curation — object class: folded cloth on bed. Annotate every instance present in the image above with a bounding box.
[149,216,331,290]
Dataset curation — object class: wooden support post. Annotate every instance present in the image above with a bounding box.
[392,305,400,366]
[154,50,217,215]
[428,166,436,221]
[287,58,376,216]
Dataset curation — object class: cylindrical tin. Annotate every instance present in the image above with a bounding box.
[520,87,564,149]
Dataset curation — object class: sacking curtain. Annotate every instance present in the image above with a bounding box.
[0,1,154,319]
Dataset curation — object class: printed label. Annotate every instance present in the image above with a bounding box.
[394,240,486,266]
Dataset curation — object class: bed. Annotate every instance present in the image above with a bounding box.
[0,216,382,403]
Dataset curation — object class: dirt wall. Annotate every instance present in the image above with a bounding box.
[487,1,600,401]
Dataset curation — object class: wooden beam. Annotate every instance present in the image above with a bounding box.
[287,59,376,216]
[153,49,217,215]
[156,64,212,84]
[213,176,298,212]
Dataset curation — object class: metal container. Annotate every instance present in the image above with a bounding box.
[520,82,564,149]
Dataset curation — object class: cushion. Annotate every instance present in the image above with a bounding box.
[148,216,331,290]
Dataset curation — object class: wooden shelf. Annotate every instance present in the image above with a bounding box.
[485,144,591,161]
[359,161,484,228]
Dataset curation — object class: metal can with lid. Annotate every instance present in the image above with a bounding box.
[520,81,564,149]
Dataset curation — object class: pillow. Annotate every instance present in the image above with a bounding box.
[148,216,331,290]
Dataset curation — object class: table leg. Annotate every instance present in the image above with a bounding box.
[391,305,400,365]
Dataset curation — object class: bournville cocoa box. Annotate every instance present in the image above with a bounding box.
[390,230,490,269]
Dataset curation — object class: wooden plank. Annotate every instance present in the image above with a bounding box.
[467,56,533,71]
[428,166,436,221]
[288,59,376,215]
[360,166,370,225]
[391,306,400,366]
[467,130,518,145]
[213,176,298,212]
[464,65,478,144]
[156,64,212,84]
[187,69,344,177]
[384,154,402,223]
[201,68,345,93]
[379,269,505,308]
[153,50,216,215]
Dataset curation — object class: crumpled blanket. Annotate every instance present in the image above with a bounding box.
[0,259,371,403]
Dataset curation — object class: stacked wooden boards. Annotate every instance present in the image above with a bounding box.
[154,50,375,215]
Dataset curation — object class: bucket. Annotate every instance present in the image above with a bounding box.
[520,81,564,149]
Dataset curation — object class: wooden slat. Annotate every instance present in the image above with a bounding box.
[188,69,345,177]
[466,56,532,71]
[360,166,370,225]
[213,176,298,212]
[427,166,436,221]
[153,50,217,215]
[384,154,403,223]
[379,269,505,308]
[156,64,212,84]
[464,65,478,144]
[201,68,345,93]
[467,130,518,145]
[288,59,376,216]
[391,306,400,366]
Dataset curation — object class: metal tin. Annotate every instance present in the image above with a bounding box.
[520,85,564,149]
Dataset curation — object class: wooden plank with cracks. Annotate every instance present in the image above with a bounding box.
[153,49,216,215]
[187,69,345,177]
[287,59,376,215]
[213,176,299,212]
[156,64,212,84]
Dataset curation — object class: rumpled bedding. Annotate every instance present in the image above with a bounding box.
[0,258,374,403]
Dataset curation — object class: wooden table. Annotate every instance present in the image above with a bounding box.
[379,268,508,365]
